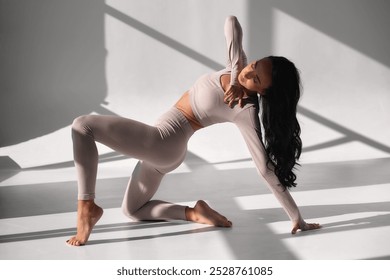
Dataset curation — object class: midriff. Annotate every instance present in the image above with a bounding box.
[175,91,203,131]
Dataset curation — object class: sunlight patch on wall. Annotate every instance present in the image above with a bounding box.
[271,9,390,162]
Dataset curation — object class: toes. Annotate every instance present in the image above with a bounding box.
[221,216,232,227]
[66,239,75,246]
[313,223,321,230]
[66,237,83,247]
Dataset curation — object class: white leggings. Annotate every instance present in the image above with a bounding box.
[71,107,194,221]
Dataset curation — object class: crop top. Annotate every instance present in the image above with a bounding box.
[189,16,305,226]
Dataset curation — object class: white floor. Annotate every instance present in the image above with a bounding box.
[1,135,390,259]
[0,103,389,260]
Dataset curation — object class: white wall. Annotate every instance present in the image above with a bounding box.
[103,0,248,121]
[269,3,390,163]
[1,0,389,168]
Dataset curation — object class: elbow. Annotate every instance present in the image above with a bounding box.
[226,15,238,24]
[258,167,271,181]
[224,15,242,39]
[257,163,271,179]
[258,166,284,189]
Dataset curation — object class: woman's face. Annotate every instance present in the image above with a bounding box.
[238,58,272,95]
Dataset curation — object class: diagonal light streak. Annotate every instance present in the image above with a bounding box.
[298,106,390,154]
[105,4,224,70]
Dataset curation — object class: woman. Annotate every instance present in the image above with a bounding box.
[67,16,320,246]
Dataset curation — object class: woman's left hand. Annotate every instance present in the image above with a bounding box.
[224,85,245,108]
[291,221,321,234]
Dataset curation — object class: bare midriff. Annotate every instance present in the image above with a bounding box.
[175,91,203,131]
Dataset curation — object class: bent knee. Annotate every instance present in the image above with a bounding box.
[72,115,94,137]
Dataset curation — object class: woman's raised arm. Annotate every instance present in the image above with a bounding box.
[223,16,248,108]
[224,15,247,86]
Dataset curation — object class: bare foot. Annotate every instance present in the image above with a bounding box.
[291,221,321,234]
[66,200,103,246]
[186,200,232,227]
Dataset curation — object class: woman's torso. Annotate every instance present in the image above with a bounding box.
[175,70,258,130]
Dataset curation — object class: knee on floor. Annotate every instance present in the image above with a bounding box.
[121,204,140,221]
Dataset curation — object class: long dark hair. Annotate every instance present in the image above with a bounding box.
[261,56,302,190]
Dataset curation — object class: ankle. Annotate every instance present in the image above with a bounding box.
[78,199,95,210]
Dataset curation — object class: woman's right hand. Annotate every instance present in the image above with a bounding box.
[224,84,245,108]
